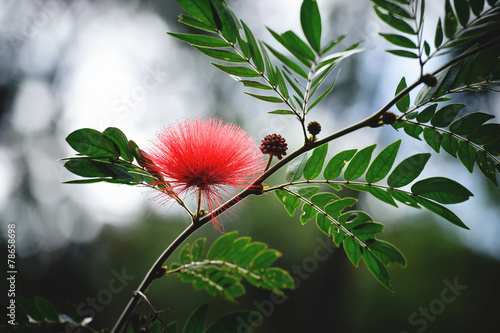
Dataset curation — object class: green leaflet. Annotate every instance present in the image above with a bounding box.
[207,231,239,260]
[103,127,134,162]
[362,249,393,292]
[242,21,265,73]
[457,140,477,173]
[387,50,418,58]
[301,0,322,53]
[176,0,216,28]
[371,0,413,19]
[411,177,473,204]
[430,103,465,127]
[303,143,329,180]
[395,77,410,112]
[387,153,431,188]
[194,47,246,62]
[365,140,401,183]
[212,64,260,77]
[168,32,230,48]
[413,196,469,229]
[35,296,60,322]
[423,127,443,153]
[444,0,458,38]
[374,6,415,35]
[286,154,308,182]
[205,310,263,333]
[435,18,443,48]
[344,144,377,181]
[449,112,495,135]
[379,33,417,49]
[183,303,208,333]
[323,148,357,180]
[416,104,437,123]
[454,0,470,26]
[66,128,119,158]
[366,239,407,267]
[343,236,362,267]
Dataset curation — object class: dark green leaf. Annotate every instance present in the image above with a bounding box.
[366,140,401,183]
[194,47,246,62]
[372,0,413,18]
[242,21,265,73]
[441,132,459,157]
[311,192,340,207]
[454,0,470,26]
[411,177,473,204]
[18,298,44,322]
[344,144,377,181]
[467,124,500,145]
[424,41,431,56]
[449,112,495,135]
[207,231,238,260]
[362,249,393,292]
[343,236,362,267]
[351,222,384,237]
[387,189,421,208]
[484,138,500,155]
[423,127,443,153]
[435,18,444,48]
[286,154,308,182]
[403,122,423,140]
[387,153,431,187]
[431,103,465,127]
[210,1,238,43]
[244,93,284,103]
[206,311,263,333]
[395,77,410,112]
[374,6,415,34]
[213,64,260,77]
[281,30,316,63]
[476,151,498,186]
[301,0,322,53]
[35,297,59,322]
[168,32,229,47]
[413,196,469,229]
[457,140,477,172]
[367,239,407,267]
[416,104,437,123]
[379,33,417,48]
[64,159,114,178]
[387,50,419,58]
[183,303,208,333]
[470,0,485,16]
[103,127,133,162]
[240,80,272,90]
[444,0,458,38]
[304,143,329,180]
[66,128,119,158]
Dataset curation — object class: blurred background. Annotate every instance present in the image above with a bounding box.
[1,0,499,332]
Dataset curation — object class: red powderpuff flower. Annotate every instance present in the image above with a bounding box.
[145,118,265,231]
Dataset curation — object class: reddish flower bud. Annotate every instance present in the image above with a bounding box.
[260,134,288,160]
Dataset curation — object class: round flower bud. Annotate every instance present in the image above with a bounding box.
[260,134,288,160]
[422,74,437,87]
[307,121,322,136]
[382,112,397,125]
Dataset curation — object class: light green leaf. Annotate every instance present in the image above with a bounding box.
[176,0,215,27]
[301,0,322,53]
[300,204,317,224]
[207,231,239,260]
[303,143,329,180]
[298,186,321,199]
[411,177,473,204]
[191,238,206,262]
[264,42,308,79]
[366,239,407,267]
[372,0,413,19]
[311,192,340,207]
[284,194,301,216]
[387,153,431,187]
[344,144,377,181]
[316,214,332,235]
[286,154,308,182]
[325,197,357,218]
[366,140,401,183]
[343,237,362,267]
